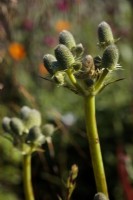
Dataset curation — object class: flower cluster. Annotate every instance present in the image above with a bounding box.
[2,106,55,155]
[42,21,121,96]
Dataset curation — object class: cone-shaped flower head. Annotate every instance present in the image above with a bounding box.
[20,108,41,130]
[59,30,76,50]
[55,44,75,69]
[2,117,11,133]
[26,126,45,146]
[20,106,31,119]
[98,21,114,46]
[10,117,25,136]
[101,44,119,70]
[93,192,108,200]
[43,54,60,75]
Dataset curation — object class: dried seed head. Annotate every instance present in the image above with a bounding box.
[82,55,95,71]
[43,54,59,75]
[59,30,76,50]
[55,44,75,69]
[10,117,24,136]
[26,126,45,145]
[98,21,114,46]
[101,44,119,70]
[93,192,108,200]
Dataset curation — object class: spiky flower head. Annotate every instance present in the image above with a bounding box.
[2,117,11,133]
[43,54,60,75]
[98,21,114,47]
[93,192,107,200]
[20,106,31,119]
[10,117,25,136]
[59,30,76,50]
[21,108,42,130]
[55,44,75,69]
[26,126,45,146]
[101,44,119,70]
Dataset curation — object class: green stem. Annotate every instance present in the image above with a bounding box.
[84,95,108,198]
[94,68,109,94]
[23,153,35,200]
[66,69,86,95]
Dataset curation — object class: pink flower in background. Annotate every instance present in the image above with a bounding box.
[56,0,69,12]
[43,36,57,47]
[22,19,34,31]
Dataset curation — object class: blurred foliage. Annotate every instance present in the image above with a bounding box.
[0,0,133,200]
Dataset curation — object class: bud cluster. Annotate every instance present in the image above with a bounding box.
[2,106,55,154]
[42,21,121,96]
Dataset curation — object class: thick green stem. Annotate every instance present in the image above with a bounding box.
[84,95,108,198]
[23,154,35,200]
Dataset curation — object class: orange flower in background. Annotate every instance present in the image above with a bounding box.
[8,42,26,61]
[38,63,48,75]
[55,19,71,32]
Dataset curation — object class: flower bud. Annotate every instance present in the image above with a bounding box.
[55,44,75,69]
[59,30,76,50]
[2,117,11,133]
[43,54,60,75]
[98,21,114,46]
[72,43,84,57]
[42,124,55,137]
[93,192,108,200]
[20,106,31,119]
[26,126,45,145]
[71,164,78,180]
[101,44,119,70]
[54,71,65,85]
[10,117,24,136]
[22,109,42,130]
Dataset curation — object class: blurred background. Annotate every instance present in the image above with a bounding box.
[0,0,133,200]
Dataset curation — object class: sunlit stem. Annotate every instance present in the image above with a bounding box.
[66,69,86,95]
[23,153,35,200]
[84,94,109,198]
[94,68,109,94]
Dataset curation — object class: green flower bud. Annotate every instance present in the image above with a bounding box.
[20,106,31,120]
[10,117,24,136]
[93,192,108,200]
[101,44,119,70]
[26,126,45,146]
[42,124,55,137]
[2,117,11,133]
[22,109,42,130]
[98,21,114,46]
[55,44,75,69]
[43,54,60,75]
[59,30,76,50]
[72,62,82,71]
[71,164,78,180]
[72,43,84,57]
